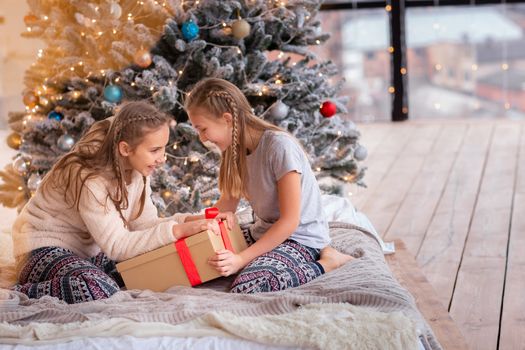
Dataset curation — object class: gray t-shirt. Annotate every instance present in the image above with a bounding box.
[246,130,330,249]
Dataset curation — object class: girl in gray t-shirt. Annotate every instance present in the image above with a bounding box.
[185,78,354,293]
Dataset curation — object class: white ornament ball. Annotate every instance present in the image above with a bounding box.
[110,2,122,19]
[57,134,75,152]
[270,101,289,120]
[354,145,368,161]
[13,155,30,175]
[27,173,42,191]
[232,19,251,40]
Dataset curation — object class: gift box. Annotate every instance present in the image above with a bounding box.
[116,209,248,291]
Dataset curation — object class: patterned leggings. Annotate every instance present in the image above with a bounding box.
[230,237,325,294]
[13,246,124,304]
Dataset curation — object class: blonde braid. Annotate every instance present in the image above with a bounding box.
[208,91,240,163]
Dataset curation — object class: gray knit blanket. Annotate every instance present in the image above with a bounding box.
[0,222,441,349]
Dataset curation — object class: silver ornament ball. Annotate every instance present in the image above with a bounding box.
[57,134,75,152]
[27,173,42,191]
[13,155,31,174]
[354,145,368,161]
[270,101,289,121]
[110,2,122,19]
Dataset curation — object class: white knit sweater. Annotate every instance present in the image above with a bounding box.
[12,170,189,262]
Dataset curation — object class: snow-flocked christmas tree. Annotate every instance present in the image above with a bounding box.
[1,0,367,216]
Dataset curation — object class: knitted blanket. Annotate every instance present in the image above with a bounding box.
[0,223,441,349]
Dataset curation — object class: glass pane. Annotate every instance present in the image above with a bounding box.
[315,9,391,122]
[406,5,525,119]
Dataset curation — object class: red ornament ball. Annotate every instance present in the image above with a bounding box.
[320,101,337,118]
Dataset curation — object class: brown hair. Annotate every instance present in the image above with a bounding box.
[40,101,170,225]
[184,78,283,199]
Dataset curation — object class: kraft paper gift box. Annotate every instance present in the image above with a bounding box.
[116,220,248,291]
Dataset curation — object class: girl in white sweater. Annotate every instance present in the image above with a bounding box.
[12,101,227,304]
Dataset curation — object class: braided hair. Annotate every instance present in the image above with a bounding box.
[184,78,282,199]
[40,101,170,227]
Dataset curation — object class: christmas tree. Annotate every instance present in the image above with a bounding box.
[1,0,367,216]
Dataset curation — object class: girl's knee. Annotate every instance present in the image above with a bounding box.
[230,270,277,293]
[66,273,120,304]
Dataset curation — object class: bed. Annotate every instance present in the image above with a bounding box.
[0,197,442,349]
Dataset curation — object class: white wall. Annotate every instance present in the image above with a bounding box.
[0,1,42,129]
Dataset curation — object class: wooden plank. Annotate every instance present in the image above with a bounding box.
[350,123,416,209]
[384,124,467,254]
[356,123,391,159]
[361,124,442,236]
[449,124,520,350]
[386,240,469,350]
[416,123,493,306]
[498,124,525,350]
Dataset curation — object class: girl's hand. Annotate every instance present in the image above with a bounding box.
[172,219,220,240]
[215,211,236,230]
[208,249,245,276]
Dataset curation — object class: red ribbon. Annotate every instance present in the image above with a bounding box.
[205,207,234,252]
[175,239,202,287]
[218,221,234,252]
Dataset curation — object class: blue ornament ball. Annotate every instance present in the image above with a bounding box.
[181,20,199,41]
[47,111,64,121]
[103,85,123,103]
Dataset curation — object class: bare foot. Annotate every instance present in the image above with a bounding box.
[318,246,354,273]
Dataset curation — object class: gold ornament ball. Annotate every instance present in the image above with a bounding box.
[222,27,232,36]
[232,19,251,40]
[7,132,22,150]
[134,49,152,68]
[161,189,173,201]
[23,91,39,108]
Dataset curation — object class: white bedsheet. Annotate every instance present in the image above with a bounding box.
[0,336,299,350]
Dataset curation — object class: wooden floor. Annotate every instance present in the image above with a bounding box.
[351,118,525,350]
